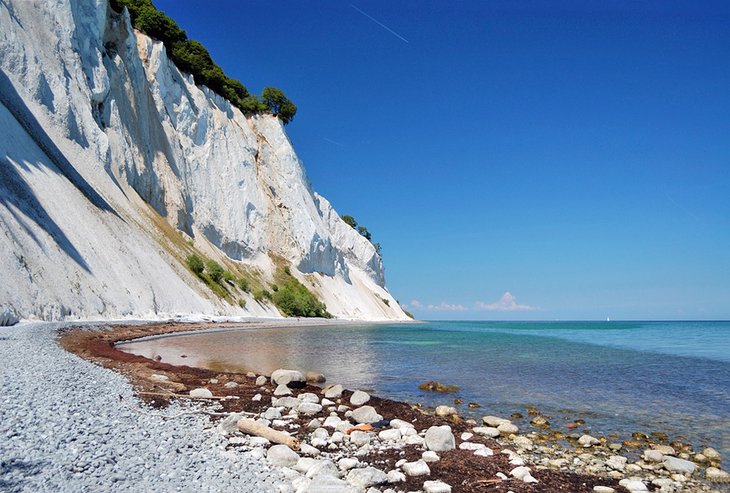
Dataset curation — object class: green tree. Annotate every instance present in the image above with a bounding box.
[357,225,372,241]
[341,215,357,228]
[261,87,297,124]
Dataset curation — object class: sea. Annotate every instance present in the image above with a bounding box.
[119,320,730,461]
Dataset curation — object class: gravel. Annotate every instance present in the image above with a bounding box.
[0,322,285,492]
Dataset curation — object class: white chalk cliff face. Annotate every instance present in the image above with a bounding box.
[0,0,409,322]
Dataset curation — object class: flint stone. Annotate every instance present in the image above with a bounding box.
[299,393,320,403]
[271,369,306,387]
[643,449,664,462]
[663,457,696,475]
[350,431,371,447]
[299,402,323,416]
[423,480,452,493]
[223,381,239,389]
[654,445,676,455]
[274,384,292,396]
[267,444,300,467]
[312,427,330,440]
[295,457,319,474]
[306,460,339,479]
[304,474,350,493]
[459,442,487,451]
[378,429,402,442]
[189,388,213,398]
[338,458,360,471]
[402,460,430,477]
[593,487,616,493]
[350,406,382,424]
[346,467,388,488]
[217,413,245,434]
[404,435,425,446]
[255,375,267,386]
[606,456,627,471]
[387,470,406,483]
[324,384,344,398]
[389,419,415,430]
[300,443,321,456]
[510,466,532,481]
[425,425,455,452]
[619,479,648,491]
[422,451,440,462]
[513,436,534,450]
[703,447,721,460]
[498,422,519,434]
[323,415,342,428]
[473,426,500,438]
[264,407,282,420]
[482,415,510,427]
[350,390,371,406]
[706,467,730,482]
[273,396,300,409]
[578,434,600,447]
[474,448,494,457]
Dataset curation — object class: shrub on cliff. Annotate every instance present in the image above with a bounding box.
[186,254,204,275]
[205,260,224,284]
[272,278,331,318]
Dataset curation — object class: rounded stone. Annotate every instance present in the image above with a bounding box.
[346,466,388,488]
[270,369,306,387]
[473,426,500,438]
[350,390,371,406]
[424,425,455,452]
[189,388,213,398]
[423,480,452,493]
[266,444,300,467]
[350,406,382,424]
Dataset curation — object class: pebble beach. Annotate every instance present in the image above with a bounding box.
[2,320,729,493]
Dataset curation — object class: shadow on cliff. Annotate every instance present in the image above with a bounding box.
[0,69,122,272]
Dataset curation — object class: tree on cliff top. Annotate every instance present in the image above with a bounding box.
[110,0,296,124]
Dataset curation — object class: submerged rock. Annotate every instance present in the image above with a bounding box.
[418,381,459,393]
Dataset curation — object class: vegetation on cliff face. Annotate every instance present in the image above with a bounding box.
[341,215,382,255]
[109,0,296,124]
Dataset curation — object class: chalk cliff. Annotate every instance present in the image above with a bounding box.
[0,0,408,322]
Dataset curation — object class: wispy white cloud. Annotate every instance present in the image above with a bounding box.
[407,299,467,312]
[475,292,534,312]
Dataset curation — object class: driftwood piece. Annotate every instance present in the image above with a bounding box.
[237,418,300,450]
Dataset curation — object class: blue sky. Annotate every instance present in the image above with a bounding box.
[154,1,730,320]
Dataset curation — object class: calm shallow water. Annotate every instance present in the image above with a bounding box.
[120,320,730,460]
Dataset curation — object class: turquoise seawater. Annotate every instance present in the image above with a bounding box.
[121,320,730,460]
